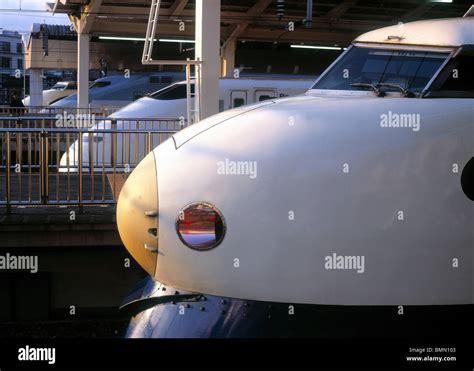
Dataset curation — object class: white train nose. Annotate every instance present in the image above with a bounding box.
[116,151,159,276]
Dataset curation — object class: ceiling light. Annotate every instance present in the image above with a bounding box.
[98,36,195,43]
[290,45,342,51]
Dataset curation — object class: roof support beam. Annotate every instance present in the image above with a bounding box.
[169,0,188,16]
[222,0,272,48]
[78,0,103,34]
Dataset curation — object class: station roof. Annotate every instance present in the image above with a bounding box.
[30,24,77,40]
[49,0,473,45]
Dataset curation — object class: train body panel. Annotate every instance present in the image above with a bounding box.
[59,78,313,171]
[151,96,472,305]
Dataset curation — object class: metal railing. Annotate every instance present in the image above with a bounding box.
[0,116,184,129]
[0,105,123,118]
[0,118,182,211]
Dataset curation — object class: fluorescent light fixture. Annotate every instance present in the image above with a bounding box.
[99,36,148,41]
[290,45,342,50]
[159,38,195,43]
[428,0,452,3]
[98,36,195,43]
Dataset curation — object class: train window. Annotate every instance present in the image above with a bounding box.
[424,52,474,98]
[313,46,450,94]
[219,100,224,112]
[255,90,276,102]
[231,91,247,108]
[258,95,273,101]
[233,98,245,107]
[150,84,194,100]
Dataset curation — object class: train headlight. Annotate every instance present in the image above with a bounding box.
[176,202,226,250]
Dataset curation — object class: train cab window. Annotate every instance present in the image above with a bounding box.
[312,46,450,94]
[219,99,224,112]
[424,52,474,98]
[89,81,112,89]
[51,82,68,90]
[258,95,273,101]
[150,84,194,100]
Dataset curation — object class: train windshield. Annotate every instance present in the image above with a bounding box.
[89,81,112,89]
[150,83,194,100]
[51,82,68,90]
[312,46,450,94]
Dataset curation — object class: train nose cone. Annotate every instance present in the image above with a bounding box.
[117,151,158,276]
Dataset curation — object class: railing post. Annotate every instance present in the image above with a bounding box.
[6,132,11,213]
[78,132,83,213]
[110,120,117,169]
[146,131,152,154]
[40,130,49,204]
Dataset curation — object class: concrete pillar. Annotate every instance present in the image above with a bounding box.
[29,68,43,107]
[77,33,90,110]
[195,0,221,120]
[221,40,236,77]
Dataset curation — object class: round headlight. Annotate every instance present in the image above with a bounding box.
[176,202,226,250]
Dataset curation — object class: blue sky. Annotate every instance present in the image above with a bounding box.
[0,0,69,34]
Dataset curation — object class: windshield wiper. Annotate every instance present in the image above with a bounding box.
[350,83,385,97]
[377,83,415,98]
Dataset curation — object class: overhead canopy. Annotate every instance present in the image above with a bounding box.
[49,0,473,46]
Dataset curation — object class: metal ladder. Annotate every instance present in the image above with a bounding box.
[142,0,201,124]
[185,59,201,125]
[142,0,160,64]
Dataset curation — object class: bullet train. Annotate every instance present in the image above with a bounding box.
[58,76,314,171]
[117,15,473,338]
[49,71,185,110]
[22,81,77,106]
